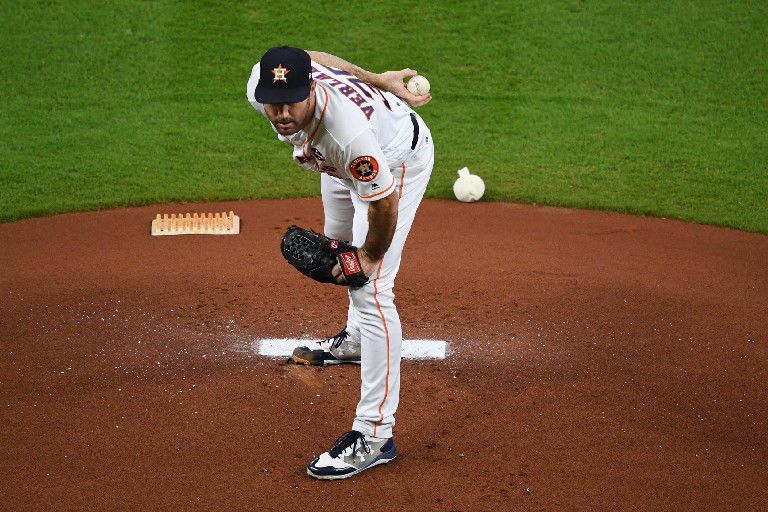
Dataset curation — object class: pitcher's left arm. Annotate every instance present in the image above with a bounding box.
[306,50,432,108]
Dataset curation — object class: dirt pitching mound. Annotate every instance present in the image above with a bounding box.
[1,199,766,511]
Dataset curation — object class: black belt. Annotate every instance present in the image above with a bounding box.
[410,113,419,150]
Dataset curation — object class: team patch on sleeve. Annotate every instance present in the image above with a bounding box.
[349,156,379,182]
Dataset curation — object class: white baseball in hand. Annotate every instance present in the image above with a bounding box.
[453,167,485,202]
[407,75,430,96]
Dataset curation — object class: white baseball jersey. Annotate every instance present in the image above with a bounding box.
[247,61,418,201]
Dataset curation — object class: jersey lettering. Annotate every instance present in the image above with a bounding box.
[311,147,325,161]
[311,65,391,119]
[296,155,313,165]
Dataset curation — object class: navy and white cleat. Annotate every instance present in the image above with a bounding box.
[307,430,397,480]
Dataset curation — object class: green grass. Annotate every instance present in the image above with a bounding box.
[1,0,767,232]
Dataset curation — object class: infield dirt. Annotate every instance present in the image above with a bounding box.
[1,199,766,511]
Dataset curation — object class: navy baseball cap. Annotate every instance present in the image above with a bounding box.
[254,46,313,104]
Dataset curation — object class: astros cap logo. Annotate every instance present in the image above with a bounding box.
[272,64,290,83]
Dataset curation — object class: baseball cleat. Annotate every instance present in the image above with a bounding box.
[289,327,361,366]
[290,346,332,366]
[307,430,397,480]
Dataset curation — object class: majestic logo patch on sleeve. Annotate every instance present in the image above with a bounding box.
[349,156,379,182]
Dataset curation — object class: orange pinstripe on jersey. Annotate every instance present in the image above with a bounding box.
[301,84,329,159]
[399,163,407,198]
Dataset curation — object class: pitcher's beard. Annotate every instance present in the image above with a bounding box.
[274,120,297,135]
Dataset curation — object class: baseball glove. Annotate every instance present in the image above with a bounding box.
[280,225,369,287]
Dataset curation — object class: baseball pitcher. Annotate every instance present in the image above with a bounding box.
[247,46,433,479]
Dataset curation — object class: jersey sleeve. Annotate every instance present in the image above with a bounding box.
[246,62,266,116]
[341,128,396,202]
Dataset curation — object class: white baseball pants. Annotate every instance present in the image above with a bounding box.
[321,125,433,439]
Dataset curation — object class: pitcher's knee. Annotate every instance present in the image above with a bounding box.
[350,283,397,322]
[349,284,377,311]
